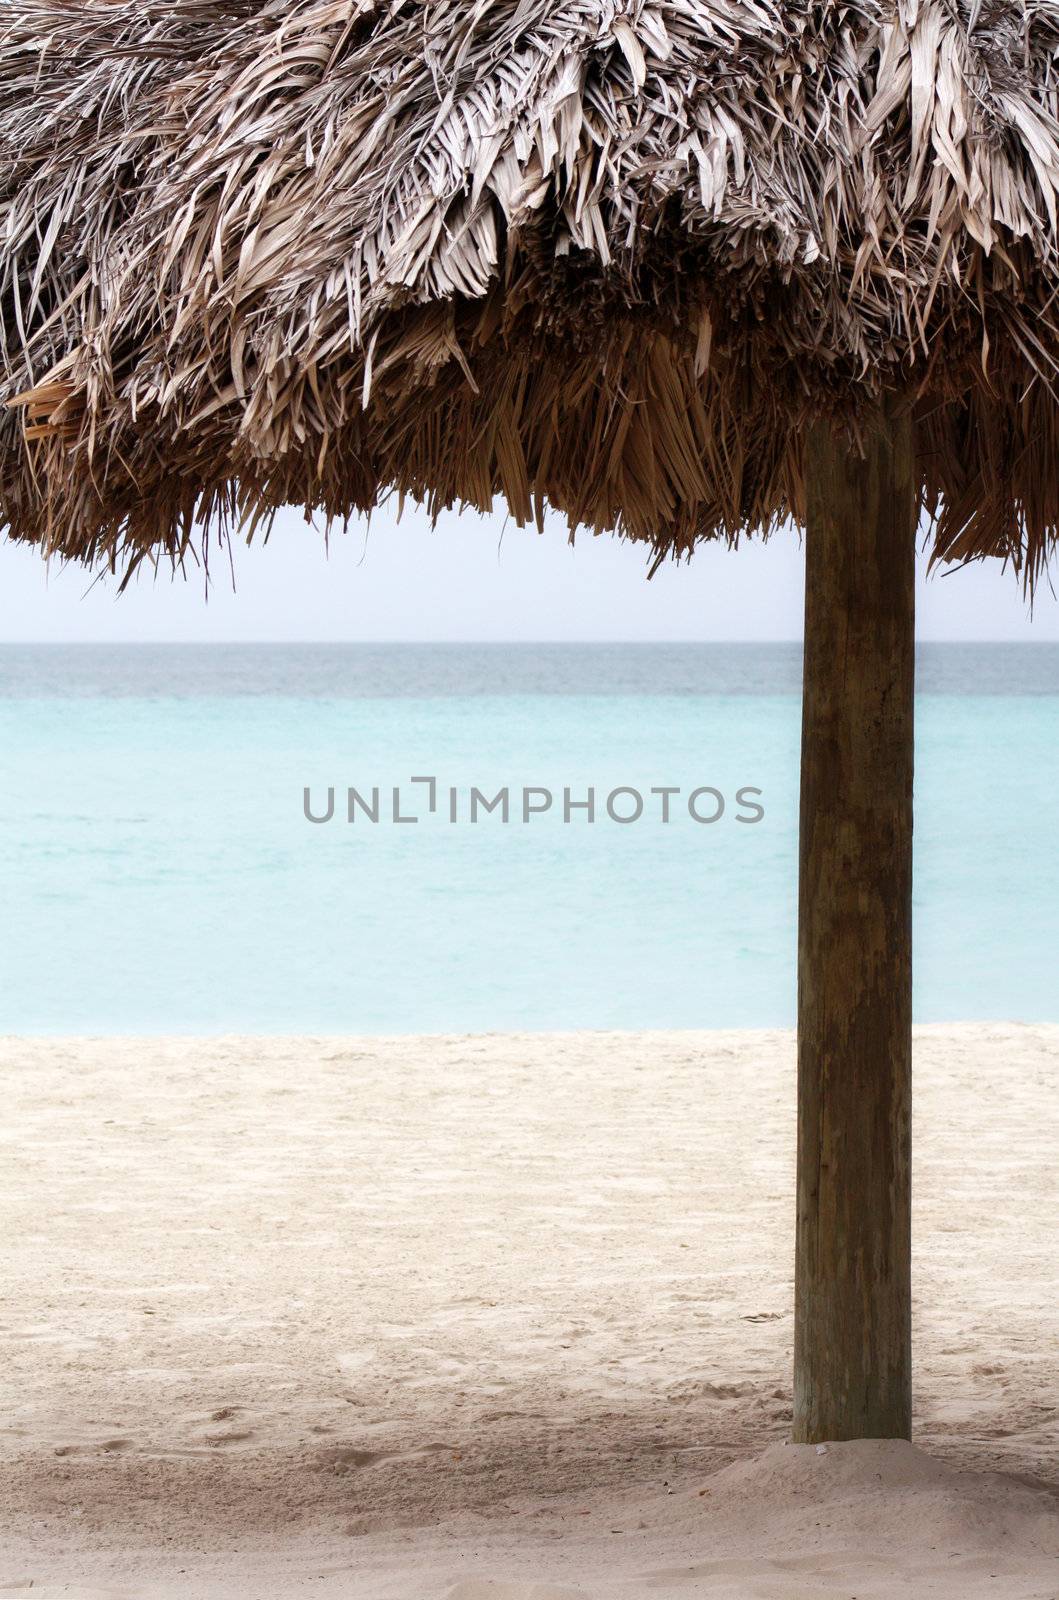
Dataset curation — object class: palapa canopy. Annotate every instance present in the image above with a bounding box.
[1,0,1055,1450]
[3,0,1059,577]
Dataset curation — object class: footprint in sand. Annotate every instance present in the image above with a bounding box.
[317,1441,457,1475]
[184,1406,255,1448]
[666,1378,757,1403]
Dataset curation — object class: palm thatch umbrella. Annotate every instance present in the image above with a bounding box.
[3,0,1058,1444]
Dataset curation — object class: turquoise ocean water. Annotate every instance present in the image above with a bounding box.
[1,642,1056,1033]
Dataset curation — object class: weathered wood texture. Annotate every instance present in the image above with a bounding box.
[793,402,915,1443]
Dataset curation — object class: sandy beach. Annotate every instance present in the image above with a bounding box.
[1,1024,1056,1598]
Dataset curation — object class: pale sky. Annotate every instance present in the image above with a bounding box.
[2,501,1057,641]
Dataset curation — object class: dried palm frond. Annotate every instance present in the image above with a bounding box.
[3,0,1059,582]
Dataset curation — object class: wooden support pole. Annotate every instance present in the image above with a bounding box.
[793,399,915,1443]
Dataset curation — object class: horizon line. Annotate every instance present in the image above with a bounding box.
[3,637,1059,648]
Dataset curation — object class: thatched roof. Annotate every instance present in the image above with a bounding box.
[3,0,1059,582]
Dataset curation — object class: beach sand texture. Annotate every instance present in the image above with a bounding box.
[0,1025,1056,1597]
